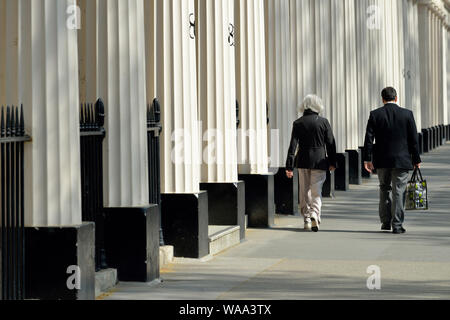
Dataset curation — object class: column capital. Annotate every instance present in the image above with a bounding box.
[418,0,449,25]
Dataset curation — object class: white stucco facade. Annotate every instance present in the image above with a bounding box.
[1,0,449,226]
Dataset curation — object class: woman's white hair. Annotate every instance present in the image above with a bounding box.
[298,94,324,114]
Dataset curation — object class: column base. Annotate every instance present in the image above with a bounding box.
[446,125,450,141]
[345,149,362,185]
[103,205,160,282]
[422,128,430,153]
[432,126,437,149]
[25,223,95,300]
[274,168,300,216]
[439,124,445,144]
[322,170,335,198]
[199,182,246,241]
[161,192,209,259]
[417,133,424,155]
[238,174,275,228]
[335,152,349,191]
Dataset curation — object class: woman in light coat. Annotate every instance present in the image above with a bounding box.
[286,95,337,232]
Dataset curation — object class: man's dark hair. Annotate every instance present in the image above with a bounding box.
[381,87,397,102]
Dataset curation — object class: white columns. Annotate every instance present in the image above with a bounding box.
[96,0,149,207]
[330,0,346,153]
[343,0,359,150]
[289,0,316,108]
[265,0,294,167]
[418,0,449,129]
[78,0,97,103]
[195,0,238,183]
[0,0,82,226]
[145,0,201,194]
[356,0,371,144]
[403,0,422,130]
[235,0,269,174]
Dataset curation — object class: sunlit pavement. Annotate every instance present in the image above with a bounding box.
[105,142,450,300]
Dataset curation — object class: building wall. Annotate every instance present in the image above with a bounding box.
[1,0,449,225]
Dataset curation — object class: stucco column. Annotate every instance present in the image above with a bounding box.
[146,0,201,195]
[330,0,346,154]
[235,0,269,175]
[80,0,160,283]
[265,0,294,168]
[196,0,238,184]
[264,0,300,215]
[343,0,359,151]
[96,0,149,208]
[235,0,274,227]
[12,0,82,227]
[289,0,316,108]
[403,0,422,130]
[194,0,246,240]
[144,0,209,258]
[0,0,95,300]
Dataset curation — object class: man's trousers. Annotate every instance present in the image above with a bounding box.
[377,168,410,230]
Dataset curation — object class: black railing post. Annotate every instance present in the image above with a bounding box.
[147,98,164,246]
[0,105,30,300]
[80,99,107,271]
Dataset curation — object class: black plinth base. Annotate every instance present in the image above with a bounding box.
[199,182,246,241]
[446,125,450,141]
[103,205,159,282]
[422,128,430,153]
[439,124,447,146]
[274,168,300,216]
[346,149,362,185]
[322,170,335,198]
[161,192,209,259]
[25,223,95,300]
[432,126,437,149]
[335,152,349,191]
[238,174,275,228]
[359,146,371,179]
[418,133,424,155]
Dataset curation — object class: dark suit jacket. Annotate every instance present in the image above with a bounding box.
[286,109,337,171]
[363,103,421,170]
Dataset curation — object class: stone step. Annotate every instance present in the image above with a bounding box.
[160,245,174,269]
[95,268,118,298]
[208,225,241,256]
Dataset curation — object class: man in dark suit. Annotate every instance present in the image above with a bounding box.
[364,87,422,234]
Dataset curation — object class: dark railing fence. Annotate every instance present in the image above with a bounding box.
[236,100,240,128]
[147,98,164,246]
[0,105,30,300]
[80,99,107,271]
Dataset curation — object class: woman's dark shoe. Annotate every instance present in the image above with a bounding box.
[311,219,319,232]
[381,223,391,231]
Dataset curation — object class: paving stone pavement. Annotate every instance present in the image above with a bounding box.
[104,142,450,300]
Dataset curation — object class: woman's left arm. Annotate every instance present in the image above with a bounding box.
[286,123,299,173]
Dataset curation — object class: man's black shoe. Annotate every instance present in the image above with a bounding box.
[381,224,391,231]
[393,228,406,234]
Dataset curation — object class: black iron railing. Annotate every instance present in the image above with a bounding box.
[147,98,164,246]
[80,99,107,271]
[1,105,30,300]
